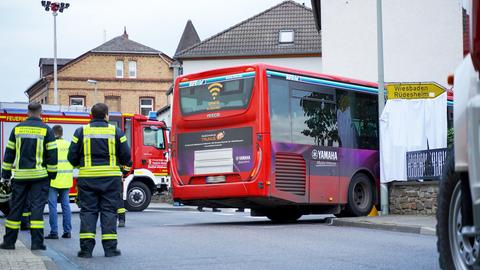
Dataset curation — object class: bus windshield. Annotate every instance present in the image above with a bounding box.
[179,72,255,115]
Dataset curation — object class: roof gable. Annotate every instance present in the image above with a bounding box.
[176,0,321,59]
[92,31,159,54]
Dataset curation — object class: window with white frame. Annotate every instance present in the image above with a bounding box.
[279,30,294,44]
[116,60,124,78]
[70,96,85,106]
[128,61,137,78]
[139,97,154,116]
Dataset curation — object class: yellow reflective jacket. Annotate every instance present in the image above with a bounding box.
[50,138,73,189]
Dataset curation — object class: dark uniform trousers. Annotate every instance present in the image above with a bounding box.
[78,176,121,252]
[4,178,49,246]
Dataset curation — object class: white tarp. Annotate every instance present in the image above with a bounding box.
[380,93,447,183]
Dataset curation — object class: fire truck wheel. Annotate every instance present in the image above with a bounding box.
[437,150,478,269]
[125,181,151,212]
[339,173,373,217]
[266,209,302,223]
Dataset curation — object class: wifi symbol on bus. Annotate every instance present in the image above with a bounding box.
[208,83,223,100]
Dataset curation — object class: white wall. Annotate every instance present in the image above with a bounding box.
[157,108,171,128]
[182,57,323,75]
[321,0,463,88]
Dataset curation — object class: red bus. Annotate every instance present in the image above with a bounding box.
[171,64,379,221]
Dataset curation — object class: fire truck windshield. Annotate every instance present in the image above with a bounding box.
[179,72,255,115]
[143,127,165,149]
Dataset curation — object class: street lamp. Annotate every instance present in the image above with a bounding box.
[87,80,98,104]
[40,1,70,105]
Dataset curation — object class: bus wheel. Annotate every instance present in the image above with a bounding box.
[341,173,373,217]
[125,181,151,212]
[266,209,302,223]
[437,150,478,269]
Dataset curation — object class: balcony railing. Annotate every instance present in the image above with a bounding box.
[406,148,449,181]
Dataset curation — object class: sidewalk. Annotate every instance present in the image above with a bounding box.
[0,222,49,270]
[330,215,436,236]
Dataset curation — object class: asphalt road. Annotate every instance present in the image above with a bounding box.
[16,207,438,270]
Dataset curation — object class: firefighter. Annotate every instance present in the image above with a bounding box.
[117,172,127,228]
[68,103,131,258]
[117,165,131,227]
[45,125,73,239]
[0,102,58,250]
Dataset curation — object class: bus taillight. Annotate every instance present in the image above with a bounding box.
[249,146,263,180]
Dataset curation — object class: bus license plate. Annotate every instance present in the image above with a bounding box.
[206,176,226,184]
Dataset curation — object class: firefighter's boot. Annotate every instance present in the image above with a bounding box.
[78,239,95,258]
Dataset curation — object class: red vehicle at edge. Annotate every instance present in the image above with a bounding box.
[171,64,381,222]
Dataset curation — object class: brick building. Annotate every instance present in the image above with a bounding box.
[26,30,173,115]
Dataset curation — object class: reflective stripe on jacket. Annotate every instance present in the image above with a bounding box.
[67,119,132,178]
[1,117,58,180]
[51,138,73,189]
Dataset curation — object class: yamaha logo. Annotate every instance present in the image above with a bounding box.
[311,149,338,161]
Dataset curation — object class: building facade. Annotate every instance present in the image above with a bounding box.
[27,30,173,115]
[321,0,463,88]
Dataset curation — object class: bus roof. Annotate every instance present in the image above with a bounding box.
[262,63,379,88]
[176,63,379,89]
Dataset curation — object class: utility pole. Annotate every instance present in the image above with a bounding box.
[377,0,388,215]
[53,11,58,105]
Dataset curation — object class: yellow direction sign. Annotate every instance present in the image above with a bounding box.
[386,82,446,100]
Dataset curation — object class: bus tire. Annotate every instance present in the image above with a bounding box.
[341,173,373,217]
[266,209,302,223]
[125,181,151,212]
[437,150,477,269]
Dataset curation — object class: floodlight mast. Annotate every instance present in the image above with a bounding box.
[40,1,70,105]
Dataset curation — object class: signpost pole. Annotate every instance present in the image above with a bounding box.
[377,0,389,215]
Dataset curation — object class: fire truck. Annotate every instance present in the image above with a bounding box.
[0,102,170,213]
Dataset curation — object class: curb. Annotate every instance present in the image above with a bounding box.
[40,255,57,270]
[329,218,436,236]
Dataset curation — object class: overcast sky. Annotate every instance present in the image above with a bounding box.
[0,0,311,103]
